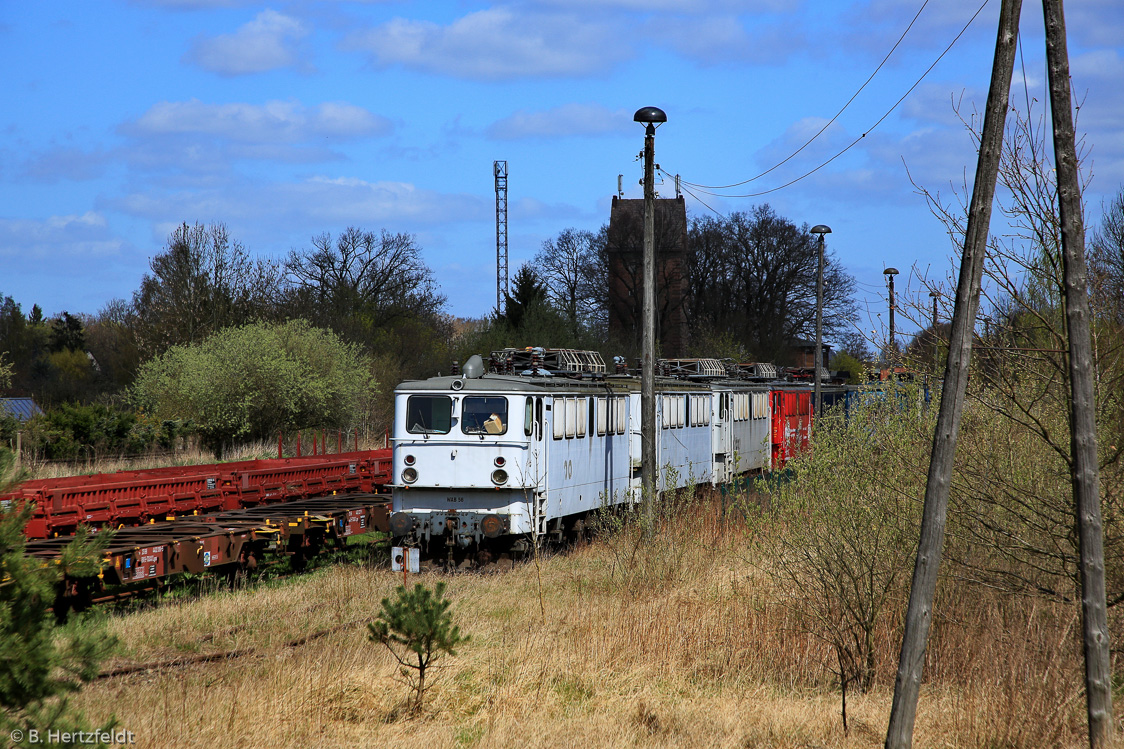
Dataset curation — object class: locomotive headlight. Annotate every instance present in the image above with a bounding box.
[491,468,508,485]
[402,467,418,484]
[404,454,416,466]
[494,456,506,467]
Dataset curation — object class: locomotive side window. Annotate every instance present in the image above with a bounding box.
[406,395,452,434]
[596,397,607,436]
[524,396,534,437]
[536,397,543,440]
[461,396,508,435]
[576,398,587,438]
[553,398,566,439]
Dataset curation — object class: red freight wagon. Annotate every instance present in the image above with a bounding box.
[770,388,812,469]
[4,449,392,539]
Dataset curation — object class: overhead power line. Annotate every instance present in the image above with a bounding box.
[682,0,932,192]
[674,0,991,201]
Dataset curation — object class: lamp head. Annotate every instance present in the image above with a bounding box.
[633,106,667,126]
[884,267,900,276]
[810,224,832,235]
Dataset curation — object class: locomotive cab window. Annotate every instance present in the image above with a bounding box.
[461,396,509,435]
[406,395,452,434]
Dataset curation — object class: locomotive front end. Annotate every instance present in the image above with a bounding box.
[389,373,541,549]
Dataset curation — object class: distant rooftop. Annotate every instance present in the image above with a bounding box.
[0,398,43,422]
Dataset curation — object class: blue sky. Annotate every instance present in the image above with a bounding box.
[2,0,1122,346]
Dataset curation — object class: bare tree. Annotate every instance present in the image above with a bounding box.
[1089,187,1124,327]
[131,222,281,355]
[886,0,1022,743]
[533,228,607,335]
[687,206,856,363]
[284,227,445,345]
[905,99,1124,609]
[893,13,1120,742]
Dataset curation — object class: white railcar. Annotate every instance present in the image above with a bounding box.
[388,352,779,552]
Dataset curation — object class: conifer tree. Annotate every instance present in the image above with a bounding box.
[368,582,468,711]
[0,452,116,746]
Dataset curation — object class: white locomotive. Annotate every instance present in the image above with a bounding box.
[388,348,805,554]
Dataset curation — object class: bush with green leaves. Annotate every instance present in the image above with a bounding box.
[132,319,376,454]
[368,582,469,712]
[9,404,193,461]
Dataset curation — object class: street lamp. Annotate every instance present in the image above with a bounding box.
[884,267,900,363]
[634,105,665,533]
[810,225,831,419]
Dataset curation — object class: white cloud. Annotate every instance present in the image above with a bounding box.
[122,99,392,143]
[134,0,260,7]
[1070,49,1124,81]
[752,116,853,173]
[486,104,633,140]
[109,175,488,229]
[0,212,124,260]
[528,0,791,11]
[1066,0,1124,49]
[646,15,802,65]
[20,146,112,183]
[900,83,986,127]
[344,8,631,79]
[185,10,309,76]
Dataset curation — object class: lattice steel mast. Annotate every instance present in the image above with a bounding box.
[494,161,508,311]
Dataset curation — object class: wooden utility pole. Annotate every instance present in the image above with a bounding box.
[1042,0,1113,744]
[884,0,1023,745]
[633,106,666,536]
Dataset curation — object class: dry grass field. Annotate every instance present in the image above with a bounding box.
[21,435,384,481]
[21,442,273,481]
[66,501,1102,749]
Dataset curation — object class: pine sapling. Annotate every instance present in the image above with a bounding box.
[368,582,468,712]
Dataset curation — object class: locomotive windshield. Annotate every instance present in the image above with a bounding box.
[461,396,509,435]
[406,395,452,434]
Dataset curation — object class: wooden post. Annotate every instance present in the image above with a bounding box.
[884,0,1023,746]
[1042,0,1113,744]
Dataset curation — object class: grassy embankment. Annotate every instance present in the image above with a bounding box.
[66,494,1095,749]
